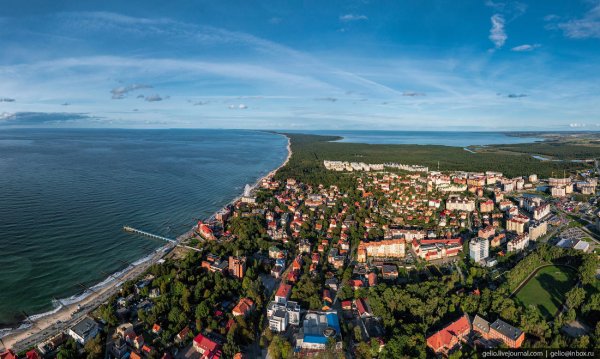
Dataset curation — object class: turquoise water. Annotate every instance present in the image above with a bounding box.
[0,129,288,326]
[294,130,544,147]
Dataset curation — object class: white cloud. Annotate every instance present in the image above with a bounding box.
[489,14,507,49]
[557,2,600,39]
[511,44,541,52]
[339,14,368,22]
[570,122,587,128]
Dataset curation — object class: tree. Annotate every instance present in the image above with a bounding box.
[57,339,78,359]
[84,335,103,359]
[566,287,586,310]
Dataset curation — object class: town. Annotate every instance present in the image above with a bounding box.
[2,155,599,359]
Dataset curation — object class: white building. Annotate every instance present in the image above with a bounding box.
[68,317,99,345]
[267,301,300,332]
[507,234,529,253]
[469,237,490,264]
[446,196,475,212]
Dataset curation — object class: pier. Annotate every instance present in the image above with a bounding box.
[123,226,176,243]
[123,225,202,252]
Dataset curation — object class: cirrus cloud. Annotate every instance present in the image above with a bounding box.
[489,14,507,49]
[511,44,541,52]
[340,14,368,22]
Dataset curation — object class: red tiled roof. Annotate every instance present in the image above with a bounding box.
[26,350,40,359]
[232,298,254,316]
[275,283,292,299]
[355,298,370,316]
[426,314,471,353]
[193,333,221,358]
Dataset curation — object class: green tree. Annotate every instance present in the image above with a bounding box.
[566,287,586,309]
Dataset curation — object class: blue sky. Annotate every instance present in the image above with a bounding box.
[0,0,599,130]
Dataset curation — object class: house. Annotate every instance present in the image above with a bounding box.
[355,298,372,318]
[176,326,191,343]
[275,283,292,304]
[133,335,145,350]
[142,345,154,355]
[426,314,471,356]
[232,298,255,317]
[116,322,134,338]
[152,323,162,335]
[193,333,222,359]
[67,316,99,345]
[382,264,398,280]
[25,350,41,359]
[341,300,353,311]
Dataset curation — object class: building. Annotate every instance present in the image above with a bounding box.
[529,221,548,241]
[228,256,246,279]
[551,186,567,198]
[506,215,529,234]
[196,221,216,240]
[446,196,475,212]
[412,238,463,261]
[469,238,489,264]
[357,239,405,262]
[479,200,494,213]
[426,314,471,356]
[193,333,222,359]
[533,203,550,220]
[275,283,292,304]
[232,298,255,317]
[267,301,300,332]
[507,234,529,252]
[296,311,343,351]
[473,317,526,348]
[557,238,590,252]
[67,317,99,345]
[529,174,538,183]
[478,225,495,240]
[549,177,571,187]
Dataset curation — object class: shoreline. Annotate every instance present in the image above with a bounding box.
[0,132,292,352]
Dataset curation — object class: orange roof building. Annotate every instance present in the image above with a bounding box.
[426,314,471,356]
[232,298,255,317]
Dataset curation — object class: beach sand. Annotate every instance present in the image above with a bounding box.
[0,133,292,352]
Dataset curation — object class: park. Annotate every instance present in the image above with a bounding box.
[514,265,578,319]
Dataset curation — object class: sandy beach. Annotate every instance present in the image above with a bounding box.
[0,133,292,353]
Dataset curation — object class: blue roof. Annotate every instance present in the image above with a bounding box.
[326,313,340,332]
[303,335,328,344]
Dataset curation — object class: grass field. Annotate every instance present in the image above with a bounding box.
[515,265,578,319]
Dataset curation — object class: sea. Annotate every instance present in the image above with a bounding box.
[0,129,288,328]
[297,130,544,147]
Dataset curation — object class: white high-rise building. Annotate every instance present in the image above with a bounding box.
[469,237,489,264]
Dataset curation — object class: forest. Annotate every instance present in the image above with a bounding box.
[274,133,590,182]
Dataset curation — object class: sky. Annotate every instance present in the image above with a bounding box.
[0,0,599,130]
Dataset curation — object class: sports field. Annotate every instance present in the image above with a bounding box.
[515,265,578,319]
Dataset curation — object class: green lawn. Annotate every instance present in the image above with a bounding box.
[515,265,578,319]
